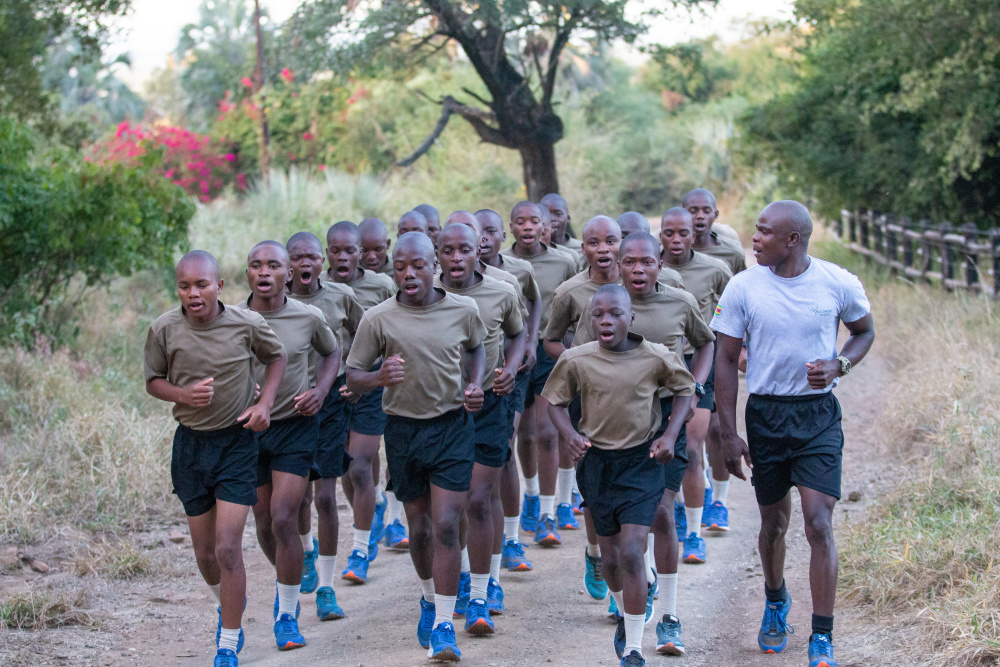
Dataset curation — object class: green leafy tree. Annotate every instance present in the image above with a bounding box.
[742,0,1000,226]
[0,117,194,343]
[280,0,715,199]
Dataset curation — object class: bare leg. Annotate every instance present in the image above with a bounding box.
[313,477,340,556]
[798,486,838,617]
[758,491,792,590]
[189,501,250,629]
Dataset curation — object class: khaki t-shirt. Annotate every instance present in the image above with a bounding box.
[573,284,715,394]
[375,254,393,276]
[501,245,577,339]
[346,290,487,419]
[713,222,742,245]
[144,303,286,431]
[287,279,363,376]
[481,262,529,321]
[438,274,523,391]
[657,265,685,290]
[333,267,396,311]
[491,254,541,307]
[541,335,695,450]
[236,297,338,421]
[698,232,747,275]
[550,242,586,272]
[665,251,732,355]
[544,269,622,341]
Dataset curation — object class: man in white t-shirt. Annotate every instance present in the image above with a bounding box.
[711,200,874,667]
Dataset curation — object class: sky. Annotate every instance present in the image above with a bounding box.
[109,0,795,88]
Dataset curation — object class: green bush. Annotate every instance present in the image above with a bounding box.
[0,117,194,344]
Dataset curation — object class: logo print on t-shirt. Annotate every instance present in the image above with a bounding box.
[714,305,722,316]
[809,306,834,317]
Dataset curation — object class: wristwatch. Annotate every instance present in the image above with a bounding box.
[694,383,706,398]
[836,355,852,376]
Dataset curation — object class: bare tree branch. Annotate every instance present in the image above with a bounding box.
[395,96,507,168]
[461,86,493,108]
[543,11,579,107]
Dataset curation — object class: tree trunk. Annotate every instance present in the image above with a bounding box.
[519,142,559,201]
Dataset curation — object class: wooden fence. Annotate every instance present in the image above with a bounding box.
[836,210,1000,298]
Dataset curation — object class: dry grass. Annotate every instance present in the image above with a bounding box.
[71,539,155,580]
[829,243,1000,666]
[0,588,96,630]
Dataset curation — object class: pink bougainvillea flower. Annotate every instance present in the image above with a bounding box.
[317,164,326,171]
[302,132,314,141]
[223,153,236,161]
[347,98,355,104]
[200,180,210,194]
[165,168,175,178]
[236,173,248,190]
[241,77,253,88]
[281,68,294,82]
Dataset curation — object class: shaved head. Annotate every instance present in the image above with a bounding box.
[582,215,621,238]
[359,217,388,238]
[394,230,436,262]
[593,283,631,309]
[616,212,650,237]
[661,207,693,230]
[540,193,567,210]
[176,250,220,279]
[286,231,323,254]
[327,220,360,243]
[762,200,813,241]
[511,200,539,220]
[248,240,290,264]
[682,188,717,209]
[619,232,660,258]
[413,204,439,225]
[438,222,478,247]
[475,209,503,227]
[445,210,481,235]
[398,210,429,235]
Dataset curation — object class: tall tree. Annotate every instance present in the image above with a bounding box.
[281,0,714,199]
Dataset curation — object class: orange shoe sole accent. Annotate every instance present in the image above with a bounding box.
[278,641,306,651]
[763,649,777,654]
[573,507,584,515]
[657,643,684,656]
[508,563,532,572]
[706,525,730,532]
[683,556,705,564]
[341,572,366,584]
[466,619,495,635]
[390,539,410,549]
[538,535,561,547]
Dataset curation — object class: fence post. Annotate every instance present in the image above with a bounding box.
[992,229,1000,299]
[874,213,886,263]
[901,217,914,273]
[940,222,954,289]
[849,210,858,244]
[961,222,980,291]
[920,220,933,281]
[886,218,898,270]
[859,210,871,251]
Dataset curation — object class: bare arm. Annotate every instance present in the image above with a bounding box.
[688,341,715,385]
[519,297,542,372]
[146,377,214,407]
[806,313,876,389]
[547,403,590,462]
[495,328,527,395]
[462,343,487,411]
[650,395,695,462]
[239,354,287,431]
[542,338,566,361]
[346,355,405,395]
[294,349,340,416]
[715,333,751,480]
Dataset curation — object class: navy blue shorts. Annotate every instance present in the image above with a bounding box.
[473,389,512,467]
[256,414,318,486]
[685,354,716,412]
[745,392,843,506]
[311,379,353,480]
[657,397,689,494]
[172,422,258,517]
[511,367,531,415]
[577,439,664,537]
[524,340,556,408]
[350,362,387,436]
[383,409,475,502]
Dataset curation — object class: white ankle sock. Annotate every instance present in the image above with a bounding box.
[386,491,403,522]
[676,489,685,504]
[300,531,313,551]
[503,516,520,543]
[572,476,580,495]
[420,578,435,604]
[218,627,241,652]
[610,589,624,614]
[276,582,300,617]
[539,495,555,518]
[353,528,370,556]
[644,533,655,583]
[524,475,540,496]
[586,543,601,558]
[556,467,575,505]
[624,612,645,655]
[658,572,678,616]
[470,573,489,601]
[490,554,502,581]
[714,479,730,506]
[317,554,337,589]
[434,594,457,627]
[208,583,221,604]
[460,547,471,573]
[684,506,702,536]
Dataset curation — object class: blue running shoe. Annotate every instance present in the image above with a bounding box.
[215,599,246,653]
[501,539,532,571]
[705,500,730,533]
[428,622,461,662]
[453,571,471,617]
[372,493,387,544]
[486,578,504,615]
[645,578,656,624]
[315,586,344,620]
[300,537,319,594]
[682,532,706,564]
[341,549,369,584]
[556,502,579,530]
[613,612,626,659]
[674,501,686,542]
[571,489,584,515]
[520,494,540,533]
[272,586,301,621]
[584,548,608,600]
[620,650,645,667]
[656,614,685,655]
[703,480,712,516]
[758,592,793,653]
[608,595,619,618]
[534,515,561,547]
[418,598,436,649]
[273,613,306,651]
[368,536,379,563]
[384,519,409,549]
[464,598,495,635]
[214,648,238,667]
[808,633,838,667]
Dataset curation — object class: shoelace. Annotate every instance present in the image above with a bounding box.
[511,542,526,556]
[810,634,833,654]
[592,556,604,580]
[763,603,795,636]
[437,624,456,644]
[276,615,298,634]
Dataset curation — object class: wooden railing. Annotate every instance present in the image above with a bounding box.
[836,210,1000,297]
